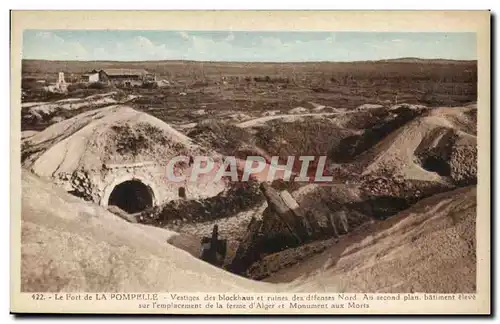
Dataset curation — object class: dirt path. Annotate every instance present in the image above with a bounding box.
[236,112,341,128]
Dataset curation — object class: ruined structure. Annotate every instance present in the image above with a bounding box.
[228,183,320,275]
[43,72,68,93]
[57,72,67,91]
[81,69,156,87]
[22,105,227,214]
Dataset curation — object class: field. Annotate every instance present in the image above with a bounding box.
[22,58,477,119]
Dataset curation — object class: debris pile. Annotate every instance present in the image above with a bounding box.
[226,183,357,277]
[139,180,264,226]
[219,106,478,279]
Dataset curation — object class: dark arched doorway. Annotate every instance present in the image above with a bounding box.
[107,180,154,214]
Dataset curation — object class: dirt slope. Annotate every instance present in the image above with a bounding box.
[236,112,339,128]
[21,105,229,205]
[20,171,274,293]
[20,171,476,294]
[22,105,199,175]
[354,106,477,183]
[266,186,477,293]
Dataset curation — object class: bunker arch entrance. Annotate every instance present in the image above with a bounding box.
[101,176,158,214]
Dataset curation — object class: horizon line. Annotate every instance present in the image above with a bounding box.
[22,57,477,64]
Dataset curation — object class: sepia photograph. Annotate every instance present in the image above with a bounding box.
[10,10,491,314]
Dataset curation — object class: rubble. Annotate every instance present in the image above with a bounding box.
[227,183,348,276]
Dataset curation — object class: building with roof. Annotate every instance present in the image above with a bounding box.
[81,69,156,87]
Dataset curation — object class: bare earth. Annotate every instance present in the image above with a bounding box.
[21,171,476,293]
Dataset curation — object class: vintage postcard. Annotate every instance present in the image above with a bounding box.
[10,10,491,315]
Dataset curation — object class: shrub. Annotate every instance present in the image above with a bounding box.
[87,82,109,90]
[67,82,88,92]
[21,78,45,91]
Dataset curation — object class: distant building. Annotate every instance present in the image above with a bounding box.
[81,69,156,87]
[81,72,100,83]
[57,72,67,91]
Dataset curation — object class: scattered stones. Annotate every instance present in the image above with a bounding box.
[190,109,206,117]
[450,138,477,185]
[288,106,309,114]
[261,110,280,117]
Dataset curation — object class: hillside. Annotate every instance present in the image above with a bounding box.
[21,170,476,293]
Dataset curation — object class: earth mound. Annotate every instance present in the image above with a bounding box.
[22,105,198,170]
[21,92,138,131]
[22,105,227,209]
[20,171,272,292]
[354,106,477,185]
[20,171,477,294]
[275,105,477,248]
[223,104,477,278]
[187,119,258,158]
[253,186,477,294]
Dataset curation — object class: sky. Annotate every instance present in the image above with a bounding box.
[22,30,477,62]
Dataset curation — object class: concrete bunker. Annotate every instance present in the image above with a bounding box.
[22,106,228,212]
[101,176,158,214]
[108,180,154,213]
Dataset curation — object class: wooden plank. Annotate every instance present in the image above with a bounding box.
[328,213,340,239]
[260,183,303,243]
[279,190,313,239]
[260,183,290,215]
[338,209,349,234]
[305,210,322,236]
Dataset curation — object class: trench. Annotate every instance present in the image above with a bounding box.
[108,180,154,214]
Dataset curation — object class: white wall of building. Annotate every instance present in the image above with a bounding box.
[89,73,100,83]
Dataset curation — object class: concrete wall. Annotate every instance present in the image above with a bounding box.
[87,161,227,209]
[89,73,100,83]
